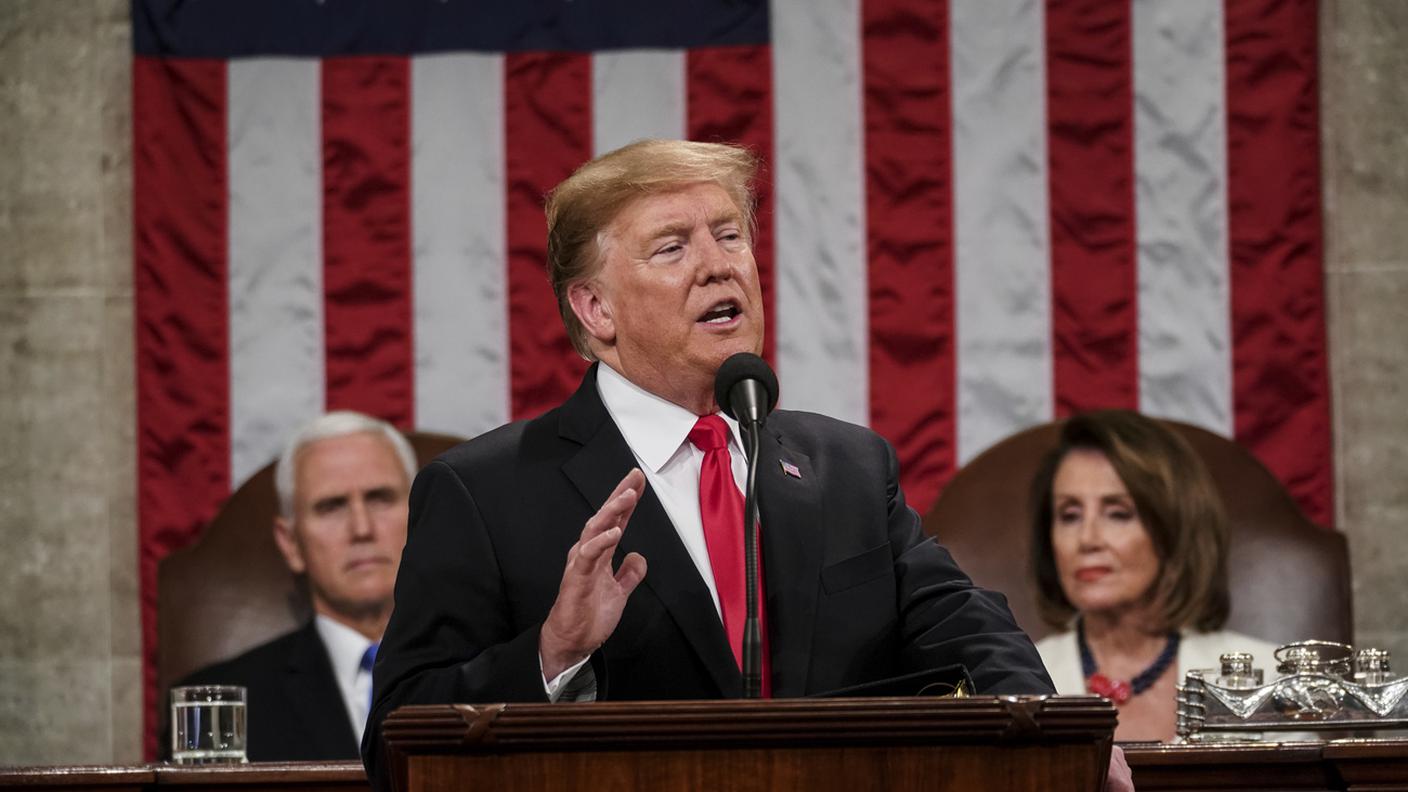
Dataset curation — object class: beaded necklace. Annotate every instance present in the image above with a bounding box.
[1077,619,1180,705]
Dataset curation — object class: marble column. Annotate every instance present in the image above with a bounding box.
[1321,0,1408,664]
[0,0,138,763]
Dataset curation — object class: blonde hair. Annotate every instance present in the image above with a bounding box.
[545,139,760,359]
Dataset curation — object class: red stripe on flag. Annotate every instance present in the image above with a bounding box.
[687,44,776,364]
[133,56,230,760]
[1046,0,1139,415]
[1224,0,1332,527]
[862,0,956,515]
[505,53,592,420]
[321,57,415,426]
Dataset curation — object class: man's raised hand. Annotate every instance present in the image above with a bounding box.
[539,468,649,680]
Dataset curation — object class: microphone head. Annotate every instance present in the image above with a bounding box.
[714,352,779,421]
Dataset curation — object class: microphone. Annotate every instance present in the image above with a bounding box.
[712,353,778,699]
[713,352,778,426]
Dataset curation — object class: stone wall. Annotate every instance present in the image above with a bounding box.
[0,0,138,763]
[0,0,1403,765]
[1321,0,1408,666]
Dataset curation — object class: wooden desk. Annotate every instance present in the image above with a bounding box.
[1125,742,1335,790]
[0,764,366,792]
[1124,740,1408,791]
[1325,740,1408,791]
[0,766,153,792]
[155,764,367,792]
[3,741,1407,792]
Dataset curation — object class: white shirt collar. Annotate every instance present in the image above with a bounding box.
[314,613,376,687]
[595,362,744,471]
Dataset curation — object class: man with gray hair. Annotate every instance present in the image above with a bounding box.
[178,410,415,761]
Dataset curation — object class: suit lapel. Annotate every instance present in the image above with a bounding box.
[283,623,358,758]
[558,366,740,698]
[755,422,824,698]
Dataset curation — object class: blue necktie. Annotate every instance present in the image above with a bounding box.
[361,643,379,719]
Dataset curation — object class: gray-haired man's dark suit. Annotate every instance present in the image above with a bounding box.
[179,622,358,761]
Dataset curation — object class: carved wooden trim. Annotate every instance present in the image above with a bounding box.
[381,695,1115,755]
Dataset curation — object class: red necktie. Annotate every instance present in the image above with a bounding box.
[688,415,770,696]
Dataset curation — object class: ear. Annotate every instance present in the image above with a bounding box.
[568,279,616,347]
[272,516,307,575]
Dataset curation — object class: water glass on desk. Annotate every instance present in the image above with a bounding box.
[170,685,247,764]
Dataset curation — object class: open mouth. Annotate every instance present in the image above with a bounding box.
[699,300,741,325]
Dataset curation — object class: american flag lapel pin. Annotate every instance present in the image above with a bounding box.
[779,460,802,479]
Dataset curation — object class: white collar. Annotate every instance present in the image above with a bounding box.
[314,614,376,685]
[595,362,744,471]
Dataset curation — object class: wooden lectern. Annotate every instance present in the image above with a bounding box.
[380,696,1116,792]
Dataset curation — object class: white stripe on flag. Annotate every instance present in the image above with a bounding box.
[771,0,867,424]
[1133,0,1232,436]
[412,53,510,439]
[951,0,1053,464]
[593,50,686,156]
[227,58,324,487]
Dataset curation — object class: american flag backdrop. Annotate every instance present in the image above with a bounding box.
[133,0,1329,754]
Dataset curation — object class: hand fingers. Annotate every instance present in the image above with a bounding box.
[603,467,645,507]
[609,476,643,534]
[1103,746,1133,792]
[580,468,646,542]
[579,487,638,549]
[577,525,624,567]
[614,552,647,595]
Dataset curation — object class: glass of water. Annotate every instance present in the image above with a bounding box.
[170,685,248,764]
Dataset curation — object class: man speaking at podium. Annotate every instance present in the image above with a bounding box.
[363,139,1087,786]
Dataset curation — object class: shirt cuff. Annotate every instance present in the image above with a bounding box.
[541,653,593,701]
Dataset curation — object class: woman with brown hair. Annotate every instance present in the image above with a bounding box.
[1030,410,1277,741]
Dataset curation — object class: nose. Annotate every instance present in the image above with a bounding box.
[348,499,375,541]
[696,232,735,283]
[1075,512,1104,550]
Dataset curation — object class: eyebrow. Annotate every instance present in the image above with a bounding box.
[644,209,744,242]
[312,494,349,511]
[1053,492,1133,503]
[645,221,694,242]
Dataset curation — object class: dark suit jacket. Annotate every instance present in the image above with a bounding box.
[179,621,359,761]
[363,364,1053,784]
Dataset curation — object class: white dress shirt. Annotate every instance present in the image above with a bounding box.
[596,361,749,623]
[314,614,377,745]
[541,363,749,699]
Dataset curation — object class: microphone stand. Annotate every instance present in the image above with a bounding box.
[739,420,763,699]
[719,360,776,700]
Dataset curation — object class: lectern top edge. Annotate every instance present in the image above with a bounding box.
[382,694,1116,754]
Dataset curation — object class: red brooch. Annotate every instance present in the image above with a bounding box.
[1086,673,1133,705]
